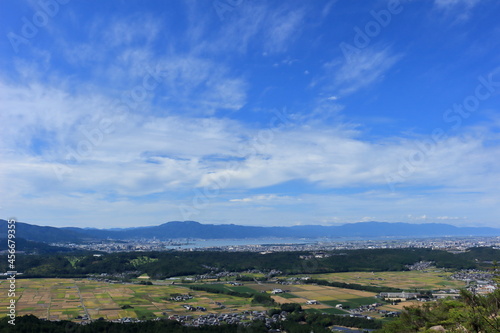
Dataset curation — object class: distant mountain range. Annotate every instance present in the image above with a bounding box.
[1,219,499,243]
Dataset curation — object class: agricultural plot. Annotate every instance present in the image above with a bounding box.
[267,284,379,313]
[378,300,420,312]
[189,283,261,296]
[0,279,86,321]
[290,285,377,308]
[0,279,268,322]
[239,272,266,279]
[308,270,465,290]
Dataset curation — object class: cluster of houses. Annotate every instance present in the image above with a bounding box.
[228,281,243,286]
[378,310,400,318]
[451,269,495,283]
[379,292,420,301]
[113,317,140,323]
[349,302,383,316]
[168,294,193,302]
[182,304,207,311]
[331,302,400,319]
[267,269,283,277]
[380,284,497,303]
[473,284,497,294]
[166,310,280,327]
[75,314,90,320]
[451,269,498,294]
[405,261,435,271]
[271,288,291,294]
[194,271,240,280]
[108,306,386,328]
[299,252,332,260]
[214,301,226,309]
[87,271,142,283]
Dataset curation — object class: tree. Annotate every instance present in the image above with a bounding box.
[378,289,500,332]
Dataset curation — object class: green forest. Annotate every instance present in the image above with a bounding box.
[1,247,498,279]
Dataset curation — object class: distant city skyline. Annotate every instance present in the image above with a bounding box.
[1,1,500,228]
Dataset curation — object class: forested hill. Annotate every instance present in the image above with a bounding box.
[3,247,499,279]
[1,219,499,243]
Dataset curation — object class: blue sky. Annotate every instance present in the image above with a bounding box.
[1,0,500,228]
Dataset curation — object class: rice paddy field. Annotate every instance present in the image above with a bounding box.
[307,270,466,290]
[0,276,440,322]
[268,284,378,314]
[186,282,379,314]
[0,279,267,321]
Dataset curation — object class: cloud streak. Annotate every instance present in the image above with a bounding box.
[2,1,500,228]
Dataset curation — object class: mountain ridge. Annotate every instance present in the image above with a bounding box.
[1,219,499,243]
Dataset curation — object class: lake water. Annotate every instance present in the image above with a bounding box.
[164,238,318,249]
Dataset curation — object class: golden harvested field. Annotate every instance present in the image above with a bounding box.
[269,284,379,314]
[378,300,420,312]
[308,270,465,290]
[0,279,267,321]
[267,283,426,318]
[271,296,307,304]
[285,284,377,302]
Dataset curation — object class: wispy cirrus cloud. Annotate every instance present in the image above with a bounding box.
[433,0,481,21]
[201,2,306,55]
[316,46,402,96]
[46,12,249,115]
[434,0,480,9]
[102,14,161,47]
[2,1,500,228]
[2,70,500,227]
[229,195,294,203]
[263,7,305,54]
[3,73,498,192]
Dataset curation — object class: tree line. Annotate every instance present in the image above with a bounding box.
[2,247,497,280]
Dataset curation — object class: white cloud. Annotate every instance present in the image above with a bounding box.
[321,0,337,19]
[0,77,247,201]
[229,194,293,203]
[58,14,161,68]
[325,46,402,95]
[3,72,500,228]
[264,8,305,54]
[434,0,480,9]
[152,56,248,114]
[50,12,248,114]
[2,1,500,229]
[205,3,305,55]
[433,0,481,21]
[188,189,499,228]
[436,216,464,220]
[102,15,161,47]
[2,87,500,228]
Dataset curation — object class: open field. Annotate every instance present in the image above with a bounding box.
[187,282,383,314]
[239,272,266,279]
[0,279,268,321]
[0,278,431,322]
[267,284,379,313]
[307,270,466,290]
[378,300,420,312]
[189,283,261,295]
